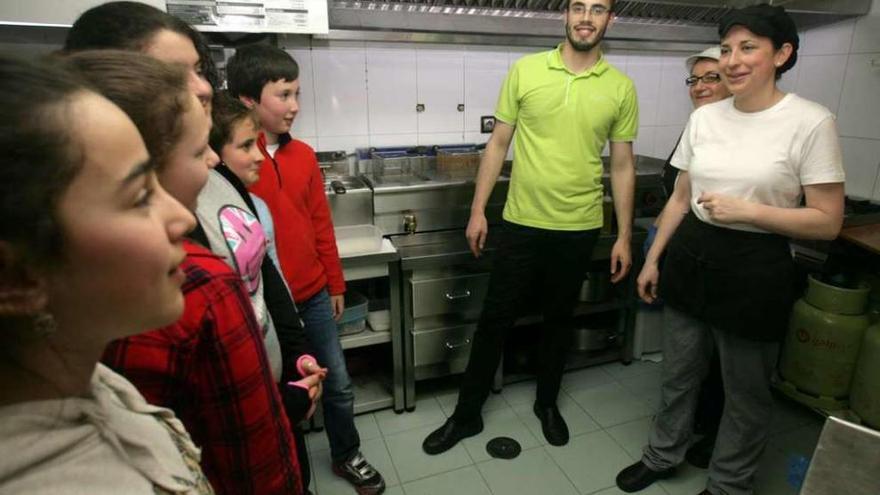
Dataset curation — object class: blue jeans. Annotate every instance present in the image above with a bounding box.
[299,287,360,462]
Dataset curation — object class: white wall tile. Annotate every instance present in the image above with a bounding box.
[851,7,880,53]
[837,53,880,140]
[605,54,627,73]
[316,135,370,154]
[369,133,419,148]
[297,135,317,150]
[839,137,880,198]
[418,132,465,146]
[509,47,544,66]
[312,42,369,137]
[656,55,693,126]
[286,48,317,139]
[634,126,656,157]
[464,47,509,133]
[464,132,491,145]
[653,125,684,160]
[800,19,855,56]
[794,55,848,114]
[777,61,801,94]
[626,55,664,126]
[416,47,465,134]
[366,45,418,135]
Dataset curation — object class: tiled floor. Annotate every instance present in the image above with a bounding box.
[304,360,824,495]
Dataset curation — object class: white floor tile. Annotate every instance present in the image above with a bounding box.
[605,416,654,461]
[374,396,446,436]
[546,430,636,495]
[435,388,508,417]
[477,447,579,495]
[384,423,474,483]
[569,382,655,428]
[403,465,492,495]
[499,379,537,406]
[561,365,617,393]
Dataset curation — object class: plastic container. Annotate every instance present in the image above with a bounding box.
[335,225,383,257]
[850,323,880,429]
[779,274,871,409]
[367,310,391,332]
[338,291,369,336]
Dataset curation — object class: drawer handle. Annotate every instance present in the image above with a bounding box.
[445,338,472,349]
[444,290,472,301]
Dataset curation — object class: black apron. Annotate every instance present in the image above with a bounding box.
[660,212,796,342]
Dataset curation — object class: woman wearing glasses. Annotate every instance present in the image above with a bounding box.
[644,46,732,472]
[618,4,845,495]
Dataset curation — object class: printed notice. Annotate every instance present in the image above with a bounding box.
[166,0,329,34]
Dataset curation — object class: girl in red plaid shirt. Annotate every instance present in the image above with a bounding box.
[65,51,324,495]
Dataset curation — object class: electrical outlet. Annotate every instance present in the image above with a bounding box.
[480,115,496,134]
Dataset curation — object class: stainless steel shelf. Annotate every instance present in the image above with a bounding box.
[340,329,392,350]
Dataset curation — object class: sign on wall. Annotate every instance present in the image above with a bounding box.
[166,0,328,34]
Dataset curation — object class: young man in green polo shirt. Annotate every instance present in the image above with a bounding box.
[423,0,638,455]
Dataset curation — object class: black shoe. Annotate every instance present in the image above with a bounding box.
[616,460,674,493]
[422,417,484,455]
[685,435,716,469]
[533,403,569,446]
[332,451,385,495]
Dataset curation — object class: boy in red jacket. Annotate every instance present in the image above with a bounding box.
[227,44,386,495]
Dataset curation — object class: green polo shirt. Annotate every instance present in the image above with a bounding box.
[497,45,638,231]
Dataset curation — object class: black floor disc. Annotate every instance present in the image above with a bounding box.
[486,436,521,460]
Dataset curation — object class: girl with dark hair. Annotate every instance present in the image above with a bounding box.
[617,4,845,495]
[62,50,318,495]
[0,54,211,494]
[65,0,215,112]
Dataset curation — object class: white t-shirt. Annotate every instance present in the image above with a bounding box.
[0,364,213,494]
[671,93,845,233]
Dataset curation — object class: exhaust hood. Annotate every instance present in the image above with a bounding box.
[324,0,873,47]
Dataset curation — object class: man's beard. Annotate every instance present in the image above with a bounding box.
[565,22,606,52]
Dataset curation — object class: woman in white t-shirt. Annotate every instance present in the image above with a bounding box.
[0,55,212,494]
[616,5,845,495]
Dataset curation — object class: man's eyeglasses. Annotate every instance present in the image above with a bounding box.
[686,72,722,86]
[569,4,611,17]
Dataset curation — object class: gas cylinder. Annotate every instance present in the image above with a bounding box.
[779,274,871,408]
[851,323,880,429]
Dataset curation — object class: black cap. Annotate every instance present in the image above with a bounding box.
[718,3,799,75]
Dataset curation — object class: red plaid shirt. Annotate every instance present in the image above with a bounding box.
[103,241,302,495]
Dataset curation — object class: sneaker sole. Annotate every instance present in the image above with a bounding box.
[331,465,386,495]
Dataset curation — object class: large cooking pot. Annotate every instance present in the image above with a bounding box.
[572,326,616,352]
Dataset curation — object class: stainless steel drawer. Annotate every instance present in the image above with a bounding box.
[410,273,489,318]
[412,324,476,371]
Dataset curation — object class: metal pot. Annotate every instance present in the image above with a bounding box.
[579,271,610,302]
[571,326,616,352]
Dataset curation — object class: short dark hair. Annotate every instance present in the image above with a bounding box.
[210,91,258,154]
[65,1,219,89]
[0,55,89,266]
[62,50,192,172]
[226,44,299,102]
[566,0,616,12]
[718,3,799,78]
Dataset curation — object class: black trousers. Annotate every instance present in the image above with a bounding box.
[452,221,600,421]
